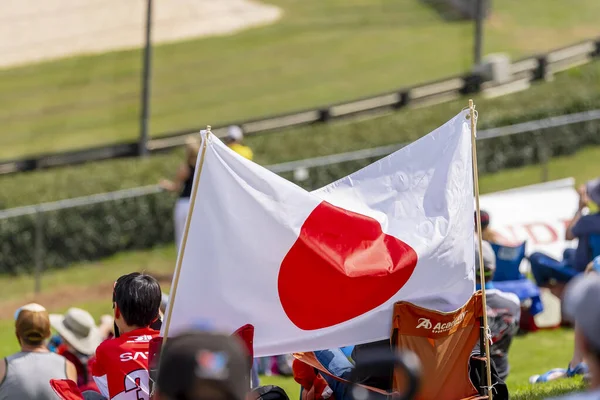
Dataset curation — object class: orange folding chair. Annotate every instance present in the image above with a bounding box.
[293,293,489,400]
[391,293,488,400]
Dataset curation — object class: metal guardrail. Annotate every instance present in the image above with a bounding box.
[0,185,162,219]
[267,109,600,173]
[1,38,599,176]
[1,108,598,292]
[2,108,598,221]
[477,109,600,140]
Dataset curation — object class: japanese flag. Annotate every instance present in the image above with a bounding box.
[163,111,476,356]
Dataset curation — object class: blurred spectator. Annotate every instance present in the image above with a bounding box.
[91,272,162,400]
[226,125,254,161]
[160,293,169,316]
[0,303,77,399]
[547,273,600,399]
[154,330,250,400]
[530,256,600,385]
[530,179,600,288]
[160,136,201,250]
[473,240,521,381]
[475,210,504,244]
[49,308,108,393]
[255,355,294,377]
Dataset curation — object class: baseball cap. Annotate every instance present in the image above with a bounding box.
[227,125,244,142]
[586,178,600,206]
[15,303,51,345]
[156,331,250,400]
[475,239,496,280]
[563,274,600,352]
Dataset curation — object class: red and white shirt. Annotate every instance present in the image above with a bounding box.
[91,327,159,400]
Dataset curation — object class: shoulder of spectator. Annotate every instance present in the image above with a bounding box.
[65,359,78,382]
[571,213,600,236]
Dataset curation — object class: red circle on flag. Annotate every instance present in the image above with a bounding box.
[277,201,419,330]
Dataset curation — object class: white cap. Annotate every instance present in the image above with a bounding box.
[227,125,244,141]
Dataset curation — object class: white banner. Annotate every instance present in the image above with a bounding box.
[479,179,578,262]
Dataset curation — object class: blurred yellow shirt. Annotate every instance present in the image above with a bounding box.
[229,143,254,160]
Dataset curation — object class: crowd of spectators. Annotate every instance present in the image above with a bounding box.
[0,177,598,400]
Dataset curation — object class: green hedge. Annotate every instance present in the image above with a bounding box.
[0,193,175,275]
[0,62,599,274]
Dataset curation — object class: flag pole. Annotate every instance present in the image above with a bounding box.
[469,100,493,399]
[162,125,212,344]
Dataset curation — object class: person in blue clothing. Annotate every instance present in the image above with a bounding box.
[530,178,600,288]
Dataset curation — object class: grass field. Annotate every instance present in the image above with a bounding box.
[0,0,599,159]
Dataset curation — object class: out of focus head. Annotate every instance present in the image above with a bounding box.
[563,274,600,366]
[474,239,496,283]
[155,331,250,400]
[185,136,201,166]
[226,125,244,144]
[15,303,51,348]
[586,178,600,207]
[474,210,490,232]
[113,272,162,332]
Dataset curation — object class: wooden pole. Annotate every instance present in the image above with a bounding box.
[162,126,212,344]
[469,100,494,399]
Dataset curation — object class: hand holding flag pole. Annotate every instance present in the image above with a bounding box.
[469,100,494,400]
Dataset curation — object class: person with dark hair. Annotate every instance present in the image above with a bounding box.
[160,136,200,251]
[0,303,78,399]
[90,272,162,400]
[475,210,504,244]
[154,330,251,400]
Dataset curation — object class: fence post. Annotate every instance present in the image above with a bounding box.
[473,0,484,67]
[139,0,154,157]
[34,209,44,294]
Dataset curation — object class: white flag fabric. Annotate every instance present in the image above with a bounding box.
[163,111,476,356]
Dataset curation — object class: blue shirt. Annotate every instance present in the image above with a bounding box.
[571,213,600,270]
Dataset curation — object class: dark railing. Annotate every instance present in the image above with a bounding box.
[1,108,597,291]
[1,38,599,176]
